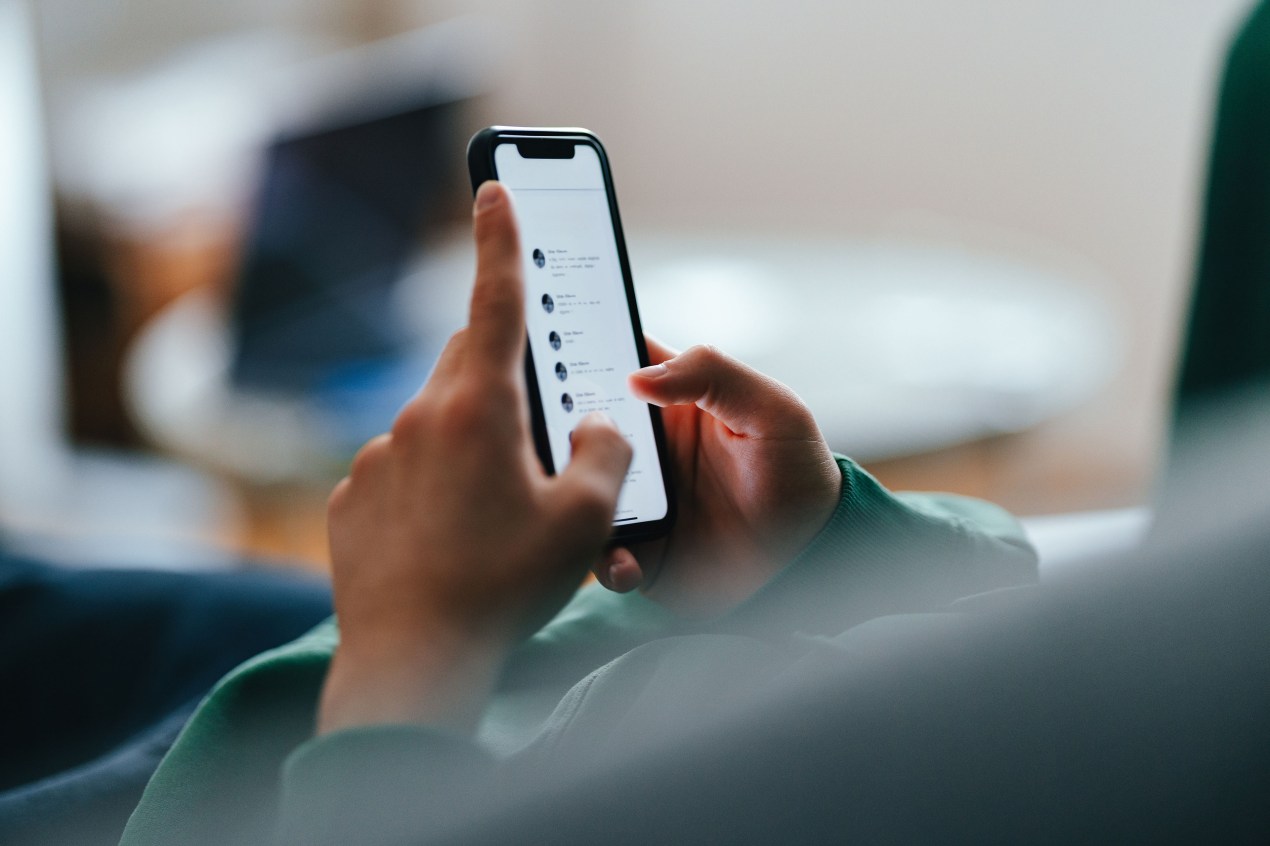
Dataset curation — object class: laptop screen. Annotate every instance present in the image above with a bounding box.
[229,99,461,392]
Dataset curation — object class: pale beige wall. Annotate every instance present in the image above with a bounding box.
[32,0,1260,505]
[434,0,1254,500]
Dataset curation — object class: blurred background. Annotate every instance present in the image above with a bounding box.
[2,0,1255,571]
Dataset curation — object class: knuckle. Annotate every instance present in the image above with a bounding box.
[327,476,352,514]
[349,434,390,480]
[681,343,732,374]
[433,328,468,369]
[483,373,522,407]
[439,385,496,435]
[445,326,468,348]
[390,402,431,443]
[689,343,726,364]
[393,372,515,446]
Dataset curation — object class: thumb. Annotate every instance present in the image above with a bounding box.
[629,344,818,440]
[556,412,633,522]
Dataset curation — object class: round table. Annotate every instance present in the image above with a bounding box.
[125,231,1119,484]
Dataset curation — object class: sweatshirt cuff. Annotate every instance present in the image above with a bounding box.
[277,725,495,846]
[719,455,859,631]
[724,454,1029,636]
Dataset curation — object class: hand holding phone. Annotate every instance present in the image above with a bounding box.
[600,338,842,618]
[467,127,676,543]
[321,181,634,733]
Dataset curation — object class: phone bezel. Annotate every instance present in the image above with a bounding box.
[466,126,676,544]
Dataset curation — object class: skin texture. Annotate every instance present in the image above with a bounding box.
[318,180,841,734]
[597,343,841,618]
[319,182,632,734]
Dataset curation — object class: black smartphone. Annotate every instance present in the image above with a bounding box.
[467,126,675,543]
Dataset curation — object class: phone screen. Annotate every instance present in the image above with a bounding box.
[493,141,669,526]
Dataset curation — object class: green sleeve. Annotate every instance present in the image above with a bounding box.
[276,726,497,846]
[119,622,336,846]
[272,457,1035,842]
[725,454,1037,636]
[124,453,1033,845]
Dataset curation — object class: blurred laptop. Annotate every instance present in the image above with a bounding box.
[229,24,477,400]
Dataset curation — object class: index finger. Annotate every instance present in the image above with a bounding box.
[467,181,526,372]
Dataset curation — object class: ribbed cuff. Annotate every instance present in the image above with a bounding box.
[723,454,988,636]
[278,725,495,846]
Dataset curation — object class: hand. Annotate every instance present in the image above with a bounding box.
[318,182,632,734]
[594,341,841,618]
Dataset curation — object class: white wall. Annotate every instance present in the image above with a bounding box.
[434,0,1253,498]
[31,0,1259,505]
[0,0,68,511]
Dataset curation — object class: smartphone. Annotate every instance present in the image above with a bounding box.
[467,126,675,543]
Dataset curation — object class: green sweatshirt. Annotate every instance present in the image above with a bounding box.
[119,456,1035,845]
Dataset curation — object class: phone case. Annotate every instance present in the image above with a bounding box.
[466,127,676,544]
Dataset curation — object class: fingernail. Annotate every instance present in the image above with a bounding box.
[474,181,502,213]
[633,363,669,379]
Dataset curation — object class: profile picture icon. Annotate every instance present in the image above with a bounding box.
[561,393,574,413]
[548,331,562,351]
[533,248,546,269]
[555,362,568,382]
[541,293,554,314]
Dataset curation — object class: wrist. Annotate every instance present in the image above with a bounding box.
[317,621,508,736]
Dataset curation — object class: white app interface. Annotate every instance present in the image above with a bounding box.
[494,141,668,525]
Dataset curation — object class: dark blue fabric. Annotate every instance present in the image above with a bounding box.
[0,548,331,846]
[0,706,191,846]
